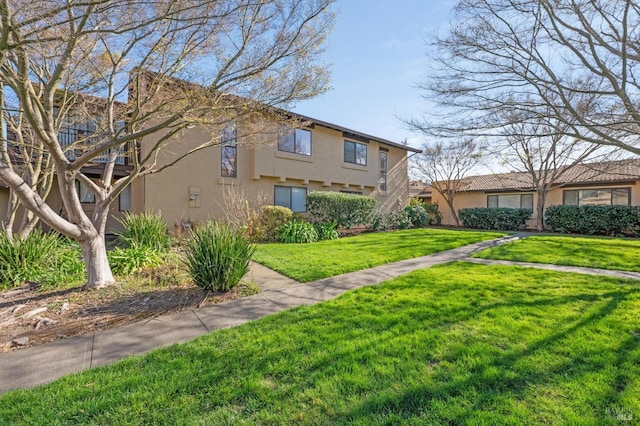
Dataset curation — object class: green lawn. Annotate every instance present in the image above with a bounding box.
[2,262,639,424]
[473,235,640,272]
[253,228,505,282]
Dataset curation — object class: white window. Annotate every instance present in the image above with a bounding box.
[487,194,533,209]
[76,181,95,204]
[563,188,630,206]
[119,185,132,211]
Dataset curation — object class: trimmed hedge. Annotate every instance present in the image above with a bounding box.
[459,207,532,231]
[307,191,377,229]
[545,205,640,236]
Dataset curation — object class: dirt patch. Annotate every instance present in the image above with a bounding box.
[0,279,252,353]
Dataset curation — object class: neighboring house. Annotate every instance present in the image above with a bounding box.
[408,180,432,203]
[137,113,420,231]
[429,159,640,228]
[1,93,419,233]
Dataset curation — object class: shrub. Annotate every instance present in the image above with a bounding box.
[246,205,293,242]
[423,203,443,226]
[277,220,319,243]
[184,221,255,292]
[459,207,532,231]
[306,191,378,229]
[116,212,171,252]
[107,246,165,275]
[545,205,640,236]
[367,209,413,231]
[404,205,429,228]
[0,230,84,290]
[313,221,339,241]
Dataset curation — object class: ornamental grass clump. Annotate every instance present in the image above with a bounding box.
[277,220,318,243]
[184,221,255,292]
[115,211,171,252]
[0,230,84,290]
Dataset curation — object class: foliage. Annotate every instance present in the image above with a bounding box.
[459,207,532,231]
[246,205,294,243]
[4,264,638,424]
[367,209,412,231]
[544,205,640,236]
[183,221,255,292]
[253,228,505,282]
[313,221,339,241]
[277,220,319,243]
[406,200,442,226]
[473,235,640,272]
[115,212,172,252]
[107,247,165,276]
[0,230,84,290]
[306,191,378,229]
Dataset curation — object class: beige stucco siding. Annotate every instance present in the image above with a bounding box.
[433,182,639,227]
[140,119,410,228]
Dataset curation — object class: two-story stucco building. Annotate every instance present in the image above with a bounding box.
[133,112,420,230]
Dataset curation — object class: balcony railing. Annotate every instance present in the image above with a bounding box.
[58,122,128,165]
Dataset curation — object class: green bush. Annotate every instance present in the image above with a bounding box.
[423,203,443,225]
[545,205,640,236]
[313,221,339,241]
[184,221,255,292]
[367,209,413,231]
[107,246,165,275]
[277,220,319,243]
[246,205,293,242]
[307,191,377,229]
[404,205,429,227]
[0,230,84,290]
[459,207,532,231]
[116,212,171,252]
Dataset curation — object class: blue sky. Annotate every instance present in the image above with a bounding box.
[292,1,456,150]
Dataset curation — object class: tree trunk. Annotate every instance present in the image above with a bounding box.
[79,232,115,289]
[447,200,460,227]
[536,191,546,232]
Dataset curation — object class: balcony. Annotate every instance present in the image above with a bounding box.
[58,121,128,166]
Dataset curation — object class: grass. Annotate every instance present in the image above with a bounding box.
[252,228,505,282]
[2,262,639,424]
[473,235,640,272]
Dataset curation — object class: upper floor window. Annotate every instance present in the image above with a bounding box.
[279,127,311,156]
[379,151,388,191]
[487,194,533,209]
[563,188,630,206]
[221,121,237,178]
[344,140,367,165]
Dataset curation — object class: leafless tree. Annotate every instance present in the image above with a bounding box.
[411,139,484,227]
[411,0,640,156]
[497,107,607,231]
[0,0,334,288]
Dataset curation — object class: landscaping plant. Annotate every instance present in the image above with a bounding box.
[313,221,339,241]
[107,246,165,275]
[246,205,294,242]
[115,212,171,252]
[0,230,84,290]
[545,205,640,236]
[277,220,319,243]
[459,207,532,231]
[184,221,255,291]
[306,191,377,229]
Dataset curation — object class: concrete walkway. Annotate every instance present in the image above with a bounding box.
[0,232,637,394]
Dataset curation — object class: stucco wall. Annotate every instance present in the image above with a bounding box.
[140,119,411,228]
[432,182,639,227]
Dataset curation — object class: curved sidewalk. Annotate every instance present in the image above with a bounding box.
[1,233,637,394]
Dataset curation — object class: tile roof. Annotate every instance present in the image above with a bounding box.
[457,158,640,192]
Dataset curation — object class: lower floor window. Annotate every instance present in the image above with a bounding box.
[119,185,132,211]
[563,188,630,206]
[274,186,307,212]
[487,193,533,209]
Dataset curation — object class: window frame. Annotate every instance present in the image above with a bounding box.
[221,121,237,178]
[278,127,312,156]
[563,187,631,206]
[344,140,367,166]
[379,151,388,191]
[487,193,533,209]
[118,185,132,212]
[274,185,308,213]
[76,180,96,204]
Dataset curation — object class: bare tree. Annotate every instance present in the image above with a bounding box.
[412,0,640,156]
[0,0,334,288]
[411,139,483,227]
[497,108,607,231]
